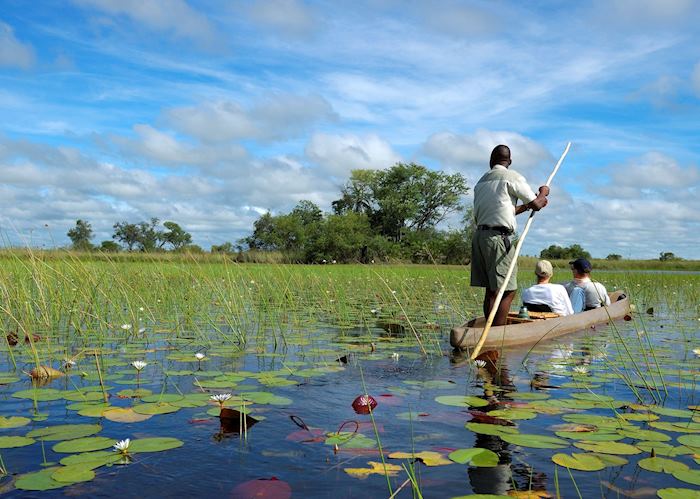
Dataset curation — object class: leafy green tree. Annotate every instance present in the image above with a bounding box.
[67,219,94,251]
[606,254,622,260]
[242,201,323,255]
[99,240,121,252]
[112,221,140,251]
[161,221,192,250]
[659,251,682,261]
[211,242,237,253]
[135,218,162,252]
[540,244,591,260]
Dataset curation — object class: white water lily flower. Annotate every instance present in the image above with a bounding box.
[391,352,400,361]
[113,438,130,453]
[474,360,487,368]
[63,358,77,368]
[121,324,132,330]
[370,309,378,314]
[572,365,589,375]
[210,393,232,403]
[195,353,205,360]
[131,360,147,371]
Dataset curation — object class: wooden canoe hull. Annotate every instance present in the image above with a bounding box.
[450,291,630,350]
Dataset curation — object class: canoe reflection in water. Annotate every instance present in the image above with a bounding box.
[452,350,549,496]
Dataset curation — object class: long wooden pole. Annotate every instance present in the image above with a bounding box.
[469,142,572,360]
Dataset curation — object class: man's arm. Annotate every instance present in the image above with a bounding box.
[516,186,549,214]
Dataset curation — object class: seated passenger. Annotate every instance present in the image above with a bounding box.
[521,260,573,316]
[563,258,611,312]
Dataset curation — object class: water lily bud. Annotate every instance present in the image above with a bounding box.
[351,395,378,414]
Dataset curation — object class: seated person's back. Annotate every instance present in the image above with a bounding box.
[564,258,611,312]
[522,260,573,316]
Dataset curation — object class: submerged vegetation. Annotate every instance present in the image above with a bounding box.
[0,252,698,496]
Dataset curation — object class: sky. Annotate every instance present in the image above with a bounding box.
[1,0,699,259]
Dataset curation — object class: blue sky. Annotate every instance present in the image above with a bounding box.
[1,0,699,258]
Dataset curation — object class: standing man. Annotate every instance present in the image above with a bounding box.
[471,145,550,325]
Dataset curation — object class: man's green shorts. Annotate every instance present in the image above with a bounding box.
[470,229,517,291]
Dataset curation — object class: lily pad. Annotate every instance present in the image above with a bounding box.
[672,469,700,486]
[14,468,65,491]
[650,422,700,433]
[325,432,377,449]
[552,452,605,471]
[650,407,694,418]
[28,423,102,441]
[345,461,402,478]
[573,441,641,455]
[140,394,185,403]
[51,465,95,483]
[240,391,292,405]
[117,388,152,398]
[388,450,452,466]
[487,409,537,420]
[0,415,31,428]
[571,393,615,402]
[435,395,488,408]
[129,437,184,453]
[637,457,689,473]
[466,423,519,437]
[448,448,499,467]
[52,436,116,453]
[78,404,113,418]
[132,403,180,415]
[636,441,691,457]
[657,488,700,499]
[12,388,64,401]
[555,431,623,442]
[501,434,569,449]
[0,435,35,448]
[103,407,154,423]
[589,453,628,467]
[677,434,700,449]
[618,428,671,442]
[63,391,105,402]
[60,450,123,467]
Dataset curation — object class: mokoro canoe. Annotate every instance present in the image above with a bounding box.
[450,291,630,350]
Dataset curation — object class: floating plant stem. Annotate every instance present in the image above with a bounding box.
[359,365,392,496]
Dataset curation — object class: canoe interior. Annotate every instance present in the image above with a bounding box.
[450,291,630,350]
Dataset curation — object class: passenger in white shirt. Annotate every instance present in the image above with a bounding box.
[521,260,574,316]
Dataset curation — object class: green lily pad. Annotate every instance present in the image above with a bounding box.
[507,392,550,401]
[657,488,700,499]
[78,404,113,418]
[650,422,700,433]
[672,469,700,486]
[555,431,623,441]
[638,457,689,473]
[325,432,377,449]
[501,433,569,449]
[12,388,64,401]
[0,415,31,428]
[116,388,152,398]
[103,407,153,423]
[448,448,499,467]
[240,391,292,405]
[487,409,537,420]
[571,393,615,402]
[0,435,35,448]
[552,452,605,471]
[132,403,180,415]
[51,465,95,483]
[589,453,628,467]
[650,407,694,418]
[129,437,184,453]
[677,434,700,449]
[618,429,671,442]
[27,423,102,441]
[466,423,519,437]
[52,436,116,453]
[435,395,488,408]
[140,394,185,403]
[0,375,21,384]
[60,450,123,467]
[15,468,65,491]
[63,391,106,402]
[636,441,690,457]
[573,441,641,455]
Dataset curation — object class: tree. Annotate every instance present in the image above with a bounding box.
[112,221,140,251]
[161,221,192,250]
[333,163,468,241]
[136,218,162,251]
[659,251,682,261]
[606,254,622,260]
[67,219,94,251]
[211,242,236,253]
[99,240,121,252]
[540,244,591,260]
[242,201,323,254]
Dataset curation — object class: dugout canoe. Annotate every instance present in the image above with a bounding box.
[450,291,630,350]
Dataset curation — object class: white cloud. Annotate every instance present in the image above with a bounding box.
[72,0,218,45]
[423,130,552,176]
[0,22,35,69]
[305,133,401,176]
[692,62,700,97]
[599,152,700,195]
[166,94,336,143]
[247,0,318,38]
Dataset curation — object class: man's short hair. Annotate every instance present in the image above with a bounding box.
[490,145,511,167]
[569,258,592,273]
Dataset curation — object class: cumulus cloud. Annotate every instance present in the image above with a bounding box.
[166,94,336,143]
[246,0,318,38]
[423,130,552,176]
[0,22,35,69]
[305,133,401,176]
[72,0,218,46]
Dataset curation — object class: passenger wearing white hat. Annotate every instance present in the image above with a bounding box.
[521,260,573,316]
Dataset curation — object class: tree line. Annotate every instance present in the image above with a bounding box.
[67,218,194,252]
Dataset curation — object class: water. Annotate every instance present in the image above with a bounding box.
[0,277,699,497]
